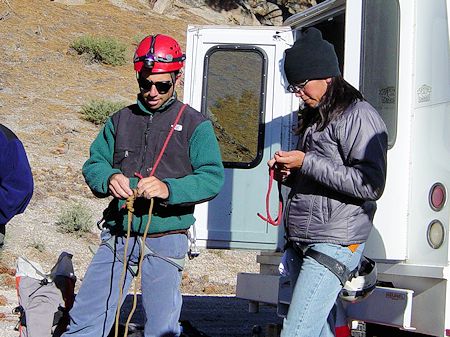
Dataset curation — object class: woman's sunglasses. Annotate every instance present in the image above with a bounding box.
[287,79,309,93]
[138,78,173,94]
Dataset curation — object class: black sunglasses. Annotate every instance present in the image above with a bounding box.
[138,77,173,94]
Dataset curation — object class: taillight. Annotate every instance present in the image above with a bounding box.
[427,220,445,249]
[429,183,446,211]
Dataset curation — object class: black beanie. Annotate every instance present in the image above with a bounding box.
[284,27,341,85]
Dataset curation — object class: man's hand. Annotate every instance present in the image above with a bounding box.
[137,176,169,200]
[108,173,133,199]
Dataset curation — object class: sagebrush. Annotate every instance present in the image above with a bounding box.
[56,203,93,236]
[70,35,127,66]
[81,99,127,125]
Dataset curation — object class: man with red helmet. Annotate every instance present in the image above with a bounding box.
[62,34,224,337]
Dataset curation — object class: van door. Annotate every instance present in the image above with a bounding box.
[183,26,295,250]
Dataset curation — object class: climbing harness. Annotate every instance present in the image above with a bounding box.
[113,104,188,337]
[187,224,200,260]
[257,167,283,226]
[291,242,377,302]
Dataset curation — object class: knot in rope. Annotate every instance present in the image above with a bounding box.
[125,189,138,213]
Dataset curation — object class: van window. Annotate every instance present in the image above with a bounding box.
[360,0,400,148]
[201,46,266,168]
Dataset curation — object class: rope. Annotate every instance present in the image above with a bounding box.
[114,190,137,337]
[123,198,153,337]
[257,167,283,226]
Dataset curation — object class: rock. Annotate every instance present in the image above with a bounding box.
[176,0,317,25]
[227,4,260,26]
[52,0,86,5]
[0,265,15,276]
[1,275,16,288]
[108,0,139,11]
[0,295,8,306]
[202,284,220,294]
[152,0,173,14]
[249,1,283,26]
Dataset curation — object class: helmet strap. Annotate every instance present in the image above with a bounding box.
[149,34,158,54]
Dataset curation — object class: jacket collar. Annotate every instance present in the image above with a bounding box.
[137,92,178,115]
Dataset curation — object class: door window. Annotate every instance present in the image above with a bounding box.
[201,46,267,168]
[360,0,400,148]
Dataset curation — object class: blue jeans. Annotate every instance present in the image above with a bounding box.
[62,229,188,337]
[280,242,365,337]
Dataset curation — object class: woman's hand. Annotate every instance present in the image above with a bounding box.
[274,150,305,170]
[268,152,293,182]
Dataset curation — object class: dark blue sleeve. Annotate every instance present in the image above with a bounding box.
[0,135,34,225]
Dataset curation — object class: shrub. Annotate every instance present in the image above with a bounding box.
[70,35,127,66]
[29,240,45,253]
[81,99,127,125]
[56,203,93,236]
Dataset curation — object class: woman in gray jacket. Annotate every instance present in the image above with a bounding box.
[271,28,388,337]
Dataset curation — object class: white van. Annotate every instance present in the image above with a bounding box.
[183,0,450,336]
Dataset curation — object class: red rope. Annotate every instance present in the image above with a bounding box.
[147,104,187,178]
[257,167,283,226]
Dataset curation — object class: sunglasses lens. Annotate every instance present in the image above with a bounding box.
[287,80,309,93]
[154,81,172,94]
[138,79,172,94]
[138,78,153,91]
[287,84,298,93]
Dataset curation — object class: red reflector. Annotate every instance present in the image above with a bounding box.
[336,326,351,337]
[430,183,446,211]
[446,328,450,336]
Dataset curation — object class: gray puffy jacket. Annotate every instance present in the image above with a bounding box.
[286,100,388,245]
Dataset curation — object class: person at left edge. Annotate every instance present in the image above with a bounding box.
[0,124,34,249]
[62,34,224,337]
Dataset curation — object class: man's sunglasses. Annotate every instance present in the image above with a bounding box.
[287,79,309,93]
[138,77,173,94]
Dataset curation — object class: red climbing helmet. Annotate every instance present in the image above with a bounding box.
[133,34,186,73]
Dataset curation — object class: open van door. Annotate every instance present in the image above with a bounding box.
[183,26,295,250]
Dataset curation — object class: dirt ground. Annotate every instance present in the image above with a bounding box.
[0,1,264,335]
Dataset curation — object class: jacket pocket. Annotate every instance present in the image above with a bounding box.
[326,198,347,222]
[287,193,317,238]
[113,147,140,175]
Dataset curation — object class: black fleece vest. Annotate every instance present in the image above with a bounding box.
[111,100,207,180]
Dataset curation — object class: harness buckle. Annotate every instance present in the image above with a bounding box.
[187,224,200,260]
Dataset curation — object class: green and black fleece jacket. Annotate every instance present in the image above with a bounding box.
[82,99,224,235]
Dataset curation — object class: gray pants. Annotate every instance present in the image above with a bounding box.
[62,229,188,337]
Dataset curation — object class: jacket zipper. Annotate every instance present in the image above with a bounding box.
[133,114,153,233]
[139,114,153,175]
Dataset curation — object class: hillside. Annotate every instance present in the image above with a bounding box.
[0,1,269,334]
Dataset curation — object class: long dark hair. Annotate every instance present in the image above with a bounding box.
[296,76,364,134]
